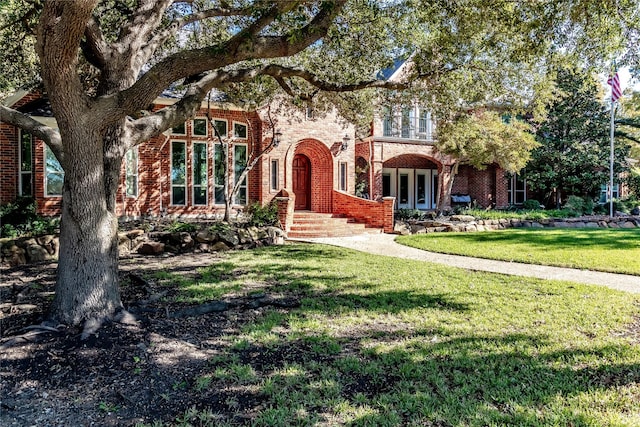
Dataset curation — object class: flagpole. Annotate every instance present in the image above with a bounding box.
[609,100,615,217]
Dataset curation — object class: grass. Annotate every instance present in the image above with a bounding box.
[143,244,640,426]
[397,228,640,275]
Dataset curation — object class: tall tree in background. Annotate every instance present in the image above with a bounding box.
[523,67,630,208]
[0,0,637,329]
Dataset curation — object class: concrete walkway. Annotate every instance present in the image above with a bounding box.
[296,233,640,294]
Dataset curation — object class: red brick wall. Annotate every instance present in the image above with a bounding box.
[452,164,501,208]
[333,190,394,232]
[0,123,18,204]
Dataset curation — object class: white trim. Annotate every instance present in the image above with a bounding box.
[192,141,208,206]
[232,121,248,139]
[192,117,208,137]
[170,140,187,206]
[44,145,64,197]
[382,168,397,199]
[212,119,228,138]
[233,143,248,205]
[339,162,348,192]
[18,130,33,196]
[270,158,279,192]
[125,147,139,198]
[397,168,414,209]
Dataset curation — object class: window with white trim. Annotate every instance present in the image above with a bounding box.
[19,130,33,196]
[214,144,225,204]
[233,144,247,205]
[339,162,348,191]
[270,159,279,191]
[233,122,248,139]
[171,122,186,135]
[44,146,64,196]
[192,142,208,205]
[213,119,227,139]
[507,174,527,205]
[193,118,208,136]
[171,141,186,205]
[125,147,138,197]
[600,184,619,203]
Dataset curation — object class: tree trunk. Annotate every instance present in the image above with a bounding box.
[49,127,123,326]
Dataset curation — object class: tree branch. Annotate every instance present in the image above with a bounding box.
[81,16,110,69]
[104,1,345,121]
[0,106,64,162]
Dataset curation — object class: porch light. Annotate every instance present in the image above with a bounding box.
[341,134,350,150]
[273,129,282,147]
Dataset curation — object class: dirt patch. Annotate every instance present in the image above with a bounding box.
[0,252,298,426]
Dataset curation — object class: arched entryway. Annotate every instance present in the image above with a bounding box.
[293,154,311,210]
[382,155,440,210]
[289,139,333,213]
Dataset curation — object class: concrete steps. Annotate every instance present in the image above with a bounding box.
[288,211,383,238]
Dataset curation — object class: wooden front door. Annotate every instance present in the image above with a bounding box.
[293,154,311,210]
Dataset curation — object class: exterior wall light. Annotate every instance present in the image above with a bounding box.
[342,134,350,151]
[273,129,282,147]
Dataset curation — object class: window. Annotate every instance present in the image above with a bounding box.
[233,144,247,205]
[233,122,247,139]
[19,131,33,196]
[214,144,225,204]
[270,159,279,191]
[45,146,64,196]
[192,142,208,205]
[382,107,395,137]
[418,109,433,140]
[193,118,208,136]
[171,141,186,205]
[339,162,348,191]
[125,147,138,197]
[171,122,186,135]
[507,174,527,205]
[600,184,619,203]
[213,119,227,138]
[401,108,413,138]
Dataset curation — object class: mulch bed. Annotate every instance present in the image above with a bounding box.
[0,253,299,426]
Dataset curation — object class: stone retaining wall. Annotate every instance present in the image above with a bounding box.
[1,225,285,268]
[395,215,640,235]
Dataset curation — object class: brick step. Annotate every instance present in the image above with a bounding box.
[288,211,382,238]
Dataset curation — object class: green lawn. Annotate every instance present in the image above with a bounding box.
[144,244,640,426]
[397,228,640,275]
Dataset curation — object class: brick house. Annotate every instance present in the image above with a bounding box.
[2,86,515,236]
[1,91,397,234]
[355,61,515,212]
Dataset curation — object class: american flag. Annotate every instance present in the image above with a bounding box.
[607,69,622,103]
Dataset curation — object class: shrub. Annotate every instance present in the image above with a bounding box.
[522,199,541,210]
[166,221,197,233]
[563,195,585,216]
[247,202,278,227]
[396,208,427,221]
[0,197,60,238]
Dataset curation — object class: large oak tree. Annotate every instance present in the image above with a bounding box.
[0,0,637,329]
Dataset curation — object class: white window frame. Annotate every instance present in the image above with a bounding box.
[212,119,228,139]
[339,162,348,191]
[213,143,225,205]
[170,141,187,206]
[233,143,248,205]
[382,168,397,199]
[232,121,248,139]
[192,118,208,137]
[508,174,527,205]
[18,130,33,196]
[397,168,414,209]
[270,158,279,192]
[44,145,64,197]
[192,142,208,206]
[125,147,138,198]
[171,122,187,136]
